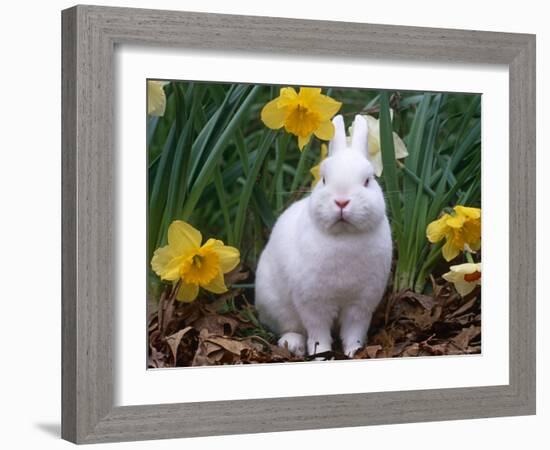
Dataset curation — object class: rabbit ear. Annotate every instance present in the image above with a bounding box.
[328,115,347,156]
[351,114,368,156]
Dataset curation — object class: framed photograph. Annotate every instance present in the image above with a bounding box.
[62,5,536,444]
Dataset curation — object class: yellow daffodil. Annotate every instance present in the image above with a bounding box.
[310,143,328,187]
[147,80,169,116]
[349,114,408,176]
[261,87,342,151]
[427,206,481,261]
[443,262,482,296]
[151,221,240,302]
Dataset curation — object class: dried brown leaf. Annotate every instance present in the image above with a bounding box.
[448,312,478,326]
[205,336,247,355]
[449,297,478,318]
[224,268,250,286]
[192,313,240,337]
[411,305,443,330]
[267,344,294,360]
[405,291,438,310]
[370,328,395,349]
[165,326,194,364]
[365,345,383,358]
[401,343,421,357]
[148,343,167,368]
[451,325,481,350]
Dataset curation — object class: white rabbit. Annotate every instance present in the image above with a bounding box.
[255,114,392,358]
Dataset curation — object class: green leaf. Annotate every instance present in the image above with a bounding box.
[213,166,235,245]
[148,123,176,259]
[252,187,277,229]
[233,130,276,247]
[379,92,403,241]
[182,85,263,220]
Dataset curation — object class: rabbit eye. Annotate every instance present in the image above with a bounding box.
[364,177,370,187]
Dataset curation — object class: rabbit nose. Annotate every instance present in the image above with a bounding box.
[335,199,350,209]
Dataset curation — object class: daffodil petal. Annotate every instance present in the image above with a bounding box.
[454,280,477,296]
[426,216,449,243]
[443,266,479,296]
[454,205,481,220]
[276,87,299,108]
[393,132,408,159]
[449,263,481,274]
[442,239,460,262]
[168,220,202,254]
[147,81,167,116]
[310,163,321,186]
[151,246,181,281]
[297,87,322,102]
[364,115,379,132]
[367,133,380,157]
[446,215,466,229]
[320,143,328,159]
[298,134,311,151]
[310,95,342,121]
[442,269,460,283]
[370,150,383,177]
[442,270,470,295]
[203,239,240,273]
[261,98,286,129]
[176,281,199,303]
[362,116,382,157]
[313,120,335,141]
[161,255,189,281]
[201,270,227,294]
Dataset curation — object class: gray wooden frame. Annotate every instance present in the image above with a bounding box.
[61,4,536,444]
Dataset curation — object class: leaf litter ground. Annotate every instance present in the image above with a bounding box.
[148,271,481,368]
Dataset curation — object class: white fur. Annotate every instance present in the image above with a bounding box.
[255,115,393,357]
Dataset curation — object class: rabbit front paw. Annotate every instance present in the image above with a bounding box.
[278,332,306,356]
[343,341,364,358]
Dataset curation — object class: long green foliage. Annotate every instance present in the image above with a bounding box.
[147,82,480,295]
[379,92,481,291]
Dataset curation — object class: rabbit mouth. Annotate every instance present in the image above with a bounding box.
[332,216,355,230]
[337,210,351,224]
